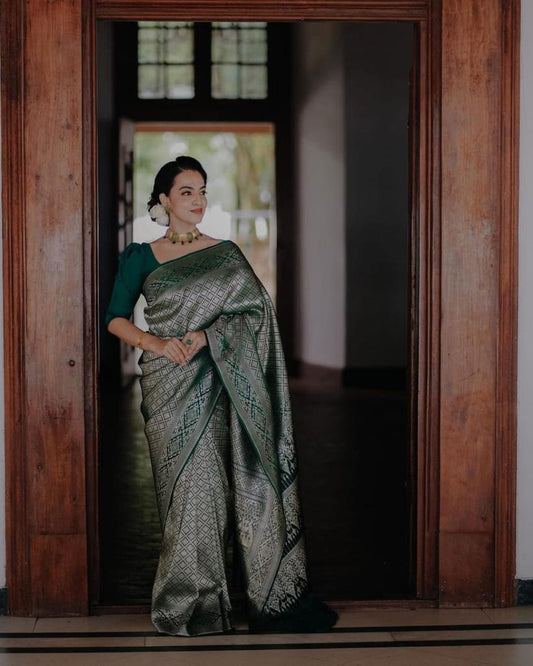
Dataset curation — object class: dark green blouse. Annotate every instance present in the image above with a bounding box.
[105,242,160,326]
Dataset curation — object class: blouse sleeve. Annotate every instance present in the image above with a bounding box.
[105,243,147,327]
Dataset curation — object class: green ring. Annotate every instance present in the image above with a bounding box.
[185,338,193,346]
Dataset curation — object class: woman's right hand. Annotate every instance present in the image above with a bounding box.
[155,337,191,365]
[107,318,191,365]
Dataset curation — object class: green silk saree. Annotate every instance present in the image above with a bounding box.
[139,240,333,636]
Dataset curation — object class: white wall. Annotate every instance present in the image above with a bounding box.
[517,0,533,580]
[293,22,346,369]
[293,23,411,372]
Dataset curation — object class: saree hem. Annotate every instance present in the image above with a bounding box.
[249,592,339,634]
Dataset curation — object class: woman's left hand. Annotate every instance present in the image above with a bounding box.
[181,330,207,360]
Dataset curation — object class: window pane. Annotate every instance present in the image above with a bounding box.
[138,40,159,64]
[167,65,194,99]
[212,28,239,63]
[241,65,267,99]
[138,64,164,98]
[238,21,267,28]
[212,64,239,99]
[240,30,267,63]
[167,26,194,63]
[138,28,160,43]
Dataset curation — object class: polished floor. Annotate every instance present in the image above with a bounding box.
[99,378,411,604]
[1,607,533,664]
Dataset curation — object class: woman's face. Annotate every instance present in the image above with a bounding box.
[159,169,207,227]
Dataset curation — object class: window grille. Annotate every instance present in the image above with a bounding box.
[136,22,268,100]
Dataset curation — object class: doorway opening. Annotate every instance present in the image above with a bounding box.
[96,19,418,609]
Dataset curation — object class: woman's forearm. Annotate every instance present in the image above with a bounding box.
[107,317,163,353]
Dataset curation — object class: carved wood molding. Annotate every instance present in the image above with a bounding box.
[96,0,428,20]
[495,0,520,607]
[415,0,442,601]
[0,0,31,615]
[82,0,100,613]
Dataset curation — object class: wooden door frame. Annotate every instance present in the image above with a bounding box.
[0,0,519,615]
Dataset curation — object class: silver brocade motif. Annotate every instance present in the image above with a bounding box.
[139,241,309,636]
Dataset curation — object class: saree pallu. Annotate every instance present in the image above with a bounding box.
[139,241,323,636]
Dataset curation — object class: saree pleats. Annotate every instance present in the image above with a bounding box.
[139,241,315,635]
[151,391,233,636]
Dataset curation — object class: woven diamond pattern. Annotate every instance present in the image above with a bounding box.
[139,242,309,634]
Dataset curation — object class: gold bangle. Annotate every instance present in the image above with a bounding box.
[136,331,146,349]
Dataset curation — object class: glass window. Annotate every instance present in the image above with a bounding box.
[137,22,194,99]
[136,22,268,101]
[211,22,268,99]
[212,28,239,63]
[241,65,267,99]
[211,64,239,99]
[138,64,164,98]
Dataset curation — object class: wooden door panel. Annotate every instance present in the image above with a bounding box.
[439,0,504,605]
[1,0,88,614]
[25,0,86,541]
[439,533,494,604]
[30,535,88,616]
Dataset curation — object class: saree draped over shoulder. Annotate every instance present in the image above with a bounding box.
[139,241,311,636]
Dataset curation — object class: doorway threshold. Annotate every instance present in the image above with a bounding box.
[92,598,436,616]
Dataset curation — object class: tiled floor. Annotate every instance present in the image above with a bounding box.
[1,607,533,665]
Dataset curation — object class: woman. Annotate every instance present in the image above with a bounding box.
[106,155,337,636]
